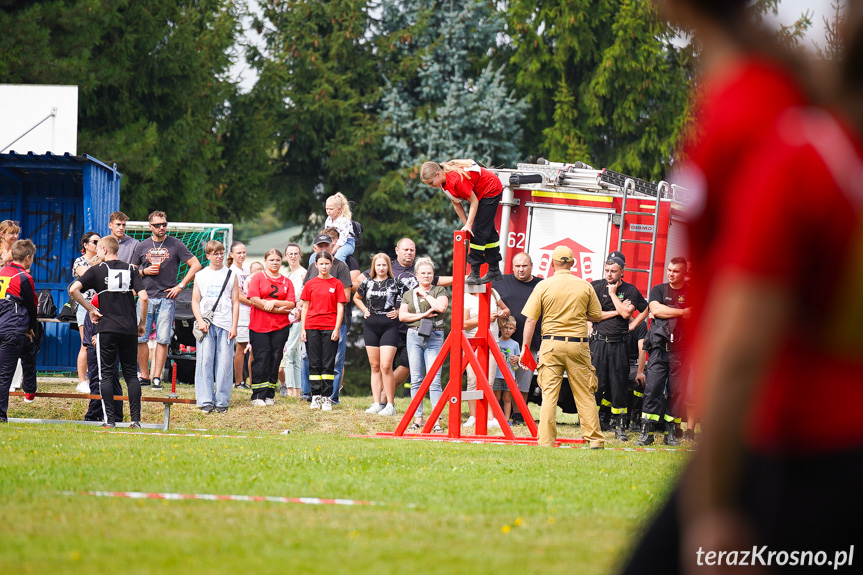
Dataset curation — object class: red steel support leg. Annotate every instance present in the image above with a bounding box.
[474,285,491,435]
[393,335,453,436]
[447,231,468,437]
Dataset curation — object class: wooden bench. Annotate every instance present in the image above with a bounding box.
[7,391,197,431]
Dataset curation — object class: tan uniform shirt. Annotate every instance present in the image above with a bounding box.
[522,269,601,337]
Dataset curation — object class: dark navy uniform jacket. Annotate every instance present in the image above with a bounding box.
[0,262,37,334]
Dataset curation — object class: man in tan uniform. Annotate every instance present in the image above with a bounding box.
[521,246,604,448]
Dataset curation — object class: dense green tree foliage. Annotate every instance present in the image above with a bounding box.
[1,0,272,222]
[248,0,383,250]
[2,0,813,242]
[503,0,693,179]
[370,0,528,264]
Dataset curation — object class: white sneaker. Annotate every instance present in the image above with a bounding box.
[310,396,322,410]
[321,397,333,411]
[489,418,501,429]
[378,404,396,417]
[463,416,476,428]
[265,398,275,406]
[251,399,266,407]
[365,403,383,414]
[76,380,90,393]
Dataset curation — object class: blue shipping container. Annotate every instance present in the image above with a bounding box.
[0,151,121,371]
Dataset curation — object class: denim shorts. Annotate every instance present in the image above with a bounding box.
[75,303,88,326]
[138,297,176,344]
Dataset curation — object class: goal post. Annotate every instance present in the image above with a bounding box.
[125,221,233,286]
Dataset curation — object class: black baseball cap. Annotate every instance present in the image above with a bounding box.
[606,251,626,267]
[313,234,333,246]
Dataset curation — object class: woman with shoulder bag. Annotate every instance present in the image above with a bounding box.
[73,231,101,393]
[399,257,449,432]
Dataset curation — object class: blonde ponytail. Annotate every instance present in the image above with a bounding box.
[327,192,352,221]
[420,159,477,184]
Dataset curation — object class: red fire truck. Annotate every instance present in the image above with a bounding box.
[492,160,689,296]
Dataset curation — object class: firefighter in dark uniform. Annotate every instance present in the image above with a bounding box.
[637,257,692,446]
[589,251,647,441]
[627,319,648,431]
[520,245,604,448]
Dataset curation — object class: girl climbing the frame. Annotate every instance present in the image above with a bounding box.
[421,159,503,285]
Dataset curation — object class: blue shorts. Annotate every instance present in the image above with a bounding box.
[138,298,176,345]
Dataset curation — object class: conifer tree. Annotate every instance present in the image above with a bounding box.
[371,0,527,265]
[504,0,692,180]
[248,0,382,236]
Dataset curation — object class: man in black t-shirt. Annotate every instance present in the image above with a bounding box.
[70,236,148,428]
[636,256,692,446]
[131,211,201,390]
[589,251,648,441]
[492,252,543,417]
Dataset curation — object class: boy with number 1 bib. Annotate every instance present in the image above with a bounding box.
[70,236,148,428]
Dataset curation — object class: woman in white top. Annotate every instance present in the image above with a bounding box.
[278,242,306,397]
[73,231,101,393]
[0,219,20,267]
[192,240,240,413]
[227,241,252,389]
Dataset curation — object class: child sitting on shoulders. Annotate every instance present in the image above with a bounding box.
[324,192,355,262]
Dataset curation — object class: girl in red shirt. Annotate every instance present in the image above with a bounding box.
[247,248,295,406]
[421,159,503,285]
[300,251,347,411]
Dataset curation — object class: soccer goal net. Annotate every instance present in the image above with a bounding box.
[126,221,233,286]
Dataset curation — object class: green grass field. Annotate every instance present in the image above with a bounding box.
[0,381,688,575]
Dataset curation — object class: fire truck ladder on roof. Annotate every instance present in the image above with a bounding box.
[616,179,670,291]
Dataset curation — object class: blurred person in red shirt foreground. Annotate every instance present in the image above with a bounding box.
[621,1,863,573]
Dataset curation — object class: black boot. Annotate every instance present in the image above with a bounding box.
[665,423,681,446]
[629,410,641,431]
[480,264,503,284]
[465,266,482,285]
[635,420,654,446]
[599,409,612,432]
[615,414,628,441]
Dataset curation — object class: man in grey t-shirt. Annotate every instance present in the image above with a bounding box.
[108,210,139,264]
[131,210,201,390]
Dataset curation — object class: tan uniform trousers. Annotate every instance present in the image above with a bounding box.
[537,339,604,448]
